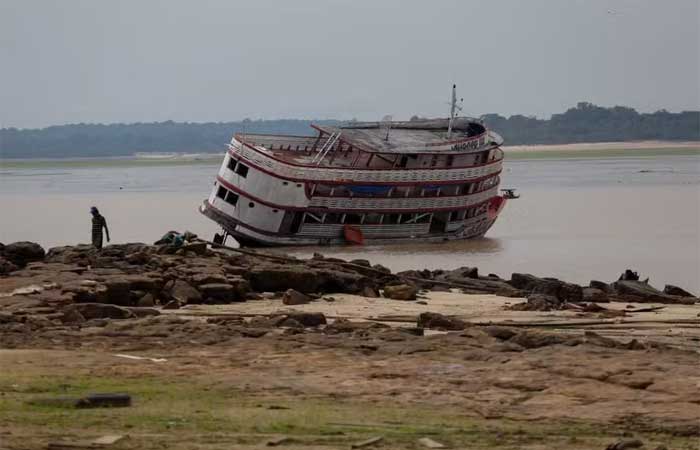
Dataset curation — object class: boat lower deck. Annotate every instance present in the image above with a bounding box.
[201,200,498,247]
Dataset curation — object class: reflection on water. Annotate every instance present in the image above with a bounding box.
[284,237,505,265]
[0,154,698,293]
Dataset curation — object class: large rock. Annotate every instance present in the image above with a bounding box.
[46,245,97,265]
[65,303,135,320]
[122,274,162,292]
[199,283,242,303]
[64,279,130,305]
[190,272,228,286]
[284,311,327,327]
[442,266,478,280]
[60,307,86,324]
[508,294,561,311]
[383,284,417,300]
[102,279,132,305]
[509,273,583,302]
[663,284,696,298]
[2,241,45,267]
[249,265,320,293]
[248,264,370,294]
[181,242,207,256]
[0,256,19,274]
[124,307,160,317]
[582,287,609,303]
[166,280,202,304]
[589,280,612,293]
[282,289,311,305]
[433,269,516,293]
[509,330,577,349]
[417,312,466,331]
[137,293,156,307]
[611,280,696,304]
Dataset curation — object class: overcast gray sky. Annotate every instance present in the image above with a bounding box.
[1,0,698,129]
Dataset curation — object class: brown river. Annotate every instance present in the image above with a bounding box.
[1,150,698,293]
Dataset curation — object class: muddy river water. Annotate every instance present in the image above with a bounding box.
[1,151,698,292]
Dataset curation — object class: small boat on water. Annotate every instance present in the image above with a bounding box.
[200,86,511,247]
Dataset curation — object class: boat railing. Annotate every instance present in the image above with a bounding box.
[228,141,503,183]
[308,185,499,210]
[235,134,322,152]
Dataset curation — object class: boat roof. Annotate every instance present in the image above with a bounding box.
[313,117,487,154]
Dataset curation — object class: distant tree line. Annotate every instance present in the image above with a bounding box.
[1,103,697,158]
[481,102,699,145]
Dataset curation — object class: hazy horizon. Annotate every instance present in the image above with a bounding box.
[1,0,698,129]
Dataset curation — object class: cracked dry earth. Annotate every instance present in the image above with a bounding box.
[1,312,699,449]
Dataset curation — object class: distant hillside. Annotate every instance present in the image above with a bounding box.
[1,103,698,158]
[481,102,699,145]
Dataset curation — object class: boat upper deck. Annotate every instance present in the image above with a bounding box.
[319,117,488,153]
[232,117,503,168]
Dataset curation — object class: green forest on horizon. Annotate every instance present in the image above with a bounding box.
[1,102,698,159]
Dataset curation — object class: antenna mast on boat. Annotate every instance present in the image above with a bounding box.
[446,84,463,139]
[380,115,393,141]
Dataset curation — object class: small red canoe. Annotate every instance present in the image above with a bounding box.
[343,225,364,245]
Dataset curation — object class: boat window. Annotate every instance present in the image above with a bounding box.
[227,157,237,172]
[225,192,239,206]
[384,214,400,224]
[303,212,323,223]
[415,213,431,224]
[345,214,362,224]
[235,164,249,178]
[323,213,341,224]
[248,202,254,208]
[216,186,227,200]
[363,213,382,225]
[449,211,459,222]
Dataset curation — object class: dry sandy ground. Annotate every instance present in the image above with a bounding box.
[1,291,699,450]
[175,291,700,349]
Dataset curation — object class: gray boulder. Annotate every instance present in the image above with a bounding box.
[282,289,311,305]
[65,303,135,320]
[199,283,242,303]
[417,312,466,331]
[612,280,696,304]
[582,287,609,303]
[663,284,696,298]
[2,241,45,267]
[0,256,19,275]
[166,280,202,304]
[509,294,561,311]
[248,264,370,294]
[284,311,327,327]
[509,273,583,302]
[383,284,417,300]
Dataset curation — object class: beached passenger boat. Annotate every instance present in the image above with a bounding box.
[201,87,509,246]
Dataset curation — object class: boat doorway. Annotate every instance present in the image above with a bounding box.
[280,211,304,234]
[429,212,449,234]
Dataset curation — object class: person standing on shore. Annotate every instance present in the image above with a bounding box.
[90,207,110,249]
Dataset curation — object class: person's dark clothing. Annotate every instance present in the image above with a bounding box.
[92,214,108,249]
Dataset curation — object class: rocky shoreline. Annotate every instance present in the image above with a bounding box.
[1,238,700,449]
[0,239,697,327]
